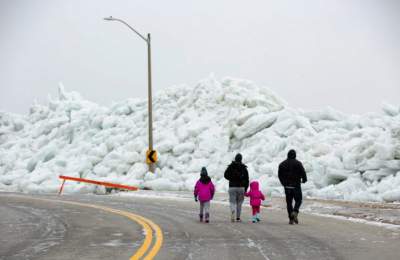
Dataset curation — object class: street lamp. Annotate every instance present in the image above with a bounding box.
[104,16,155,173]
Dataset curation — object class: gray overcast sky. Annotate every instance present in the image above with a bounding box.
[0,0,399,115]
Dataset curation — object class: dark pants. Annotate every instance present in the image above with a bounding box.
[284,187,302,219]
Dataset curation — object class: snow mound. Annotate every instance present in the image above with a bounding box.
[0,76,399,202]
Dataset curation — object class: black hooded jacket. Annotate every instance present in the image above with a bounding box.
[224,161,249,191]
[278,150,307,188]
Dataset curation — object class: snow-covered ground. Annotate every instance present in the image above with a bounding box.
[0,77,399,202]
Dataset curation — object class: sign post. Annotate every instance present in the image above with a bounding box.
[104,16,156,173]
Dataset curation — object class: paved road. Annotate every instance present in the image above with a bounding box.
[0,193,399,260]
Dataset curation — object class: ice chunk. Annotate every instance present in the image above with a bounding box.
[93,165,110,177]
[382,102,399,117]
[382,189,400,202]
[234,113,277,140]
[144,178,181,191]
[172,142,195,155]
[303,107,345,122]
[324,168,351,185]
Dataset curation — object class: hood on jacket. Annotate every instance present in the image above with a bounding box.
[234,153,242,163]
[287,149,296,159]
[200,175,211,184]
[250,181,260,191]
[200,167,211,184]
[200,167,208,177]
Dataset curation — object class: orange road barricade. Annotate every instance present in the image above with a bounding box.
[58,175,139,195]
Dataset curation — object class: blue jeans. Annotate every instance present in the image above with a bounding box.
[228,187,245,219]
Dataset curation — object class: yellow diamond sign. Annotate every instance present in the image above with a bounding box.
[146,150,157,164]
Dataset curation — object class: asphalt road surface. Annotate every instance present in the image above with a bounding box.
[0,192,399,260]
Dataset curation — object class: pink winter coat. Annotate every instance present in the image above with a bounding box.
[244,181,265,207]
[194,179,215,202]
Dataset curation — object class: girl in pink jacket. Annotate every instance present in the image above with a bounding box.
[194,167,215,223]
[245,181,265,223]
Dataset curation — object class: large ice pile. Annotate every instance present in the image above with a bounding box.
[1,77,399,202]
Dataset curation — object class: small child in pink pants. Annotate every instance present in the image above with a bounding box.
[245,181,265,223]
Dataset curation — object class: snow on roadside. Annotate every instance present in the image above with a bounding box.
[0,76,399,203]
[114,190,400,230]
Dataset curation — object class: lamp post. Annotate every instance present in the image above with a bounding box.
[104,16,155,173]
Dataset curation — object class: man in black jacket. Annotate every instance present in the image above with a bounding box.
[278,149,307,224]
[224,153,249,222]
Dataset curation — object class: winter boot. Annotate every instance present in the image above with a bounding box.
[199,214,203,222]
[252,216,257,223]
[205,213,210,223]
[256,213,260,222]
[292,212,299,224]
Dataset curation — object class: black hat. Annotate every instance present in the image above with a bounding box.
[200,167,208,176]
[288,149,296,159]
[235,153,242,162]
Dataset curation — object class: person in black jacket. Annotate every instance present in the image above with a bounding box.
[224,153,249,222]
[278,149,307,225]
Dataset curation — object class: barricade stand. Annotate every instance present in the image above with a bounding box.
[58,175,139,195]
[58,179,66,195]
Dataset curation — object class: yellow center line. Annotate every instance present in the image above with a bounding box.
[8,195,163,259]
[89,205,154,260]
[142,217,164,260]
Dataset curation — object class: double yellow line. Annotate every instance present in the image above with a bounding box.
[93,204,163,260]
[11,196,163,259]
